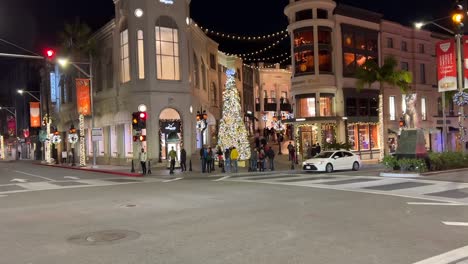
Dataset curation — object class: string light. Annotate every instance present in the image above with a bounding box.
[224,34,289,57]
[194,22,289,41]
[79,114,86,166]
[243,52,289,62]
[243,55,292,70]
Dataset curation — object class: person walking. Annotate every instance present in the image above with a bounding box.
[216,146,224,169]
[250,147,258,172]
[316,143,321,154]
[267,146,275,171]
[168,147,177,174]
[224,148,231,173]
[139,148,147,175]
[258,147,265,172]
[230,146,239,173]
[287,142,294,161]
[180,148,187,172]
[206,147,213,173]
[200,146,207,173]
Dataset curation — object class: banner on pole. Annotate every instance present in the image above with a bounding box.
[76,78,91,116]
[437,39,457,92]
[463,36,468,88]
[30,102,41,128]
[7,116,15,136]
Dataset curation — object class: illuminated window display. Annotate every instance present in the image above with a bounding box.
[297,96,316,117]
[348,124,380,151]
[294,27,314,75]
[342,25,378,76]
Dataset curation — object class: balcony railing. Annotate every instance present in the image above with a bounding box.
[264,98,277,112]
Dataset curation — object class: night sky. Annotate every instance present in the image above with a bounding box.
[0,0,453,56]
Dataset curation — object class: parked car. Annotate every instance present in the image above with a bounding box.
[302,150,361,173]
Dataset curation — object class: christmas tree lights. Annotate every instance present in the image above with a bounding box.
[217,69,251,160]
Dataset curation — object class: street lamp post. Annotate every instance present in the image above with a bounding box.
[58,56,97,167]
[17,89,44,160]
[196,109,208,148]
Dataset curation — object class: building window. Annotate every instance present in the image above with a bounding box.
[387,37,393,48]
[137,30,145,79]
[389,96,396,120]
[320,94,334,116]
[437,97,443,116]
[155,16,180,80]
[421,97,427,121]
[120,29,130,83]
[342,25,378,76]
[297,96,316,117]
[281,91,287,100]
[402,94,406,114]
[401,41,407,51]
[345,95,378,117]
[106,48,113,89]
[420,64,426,84]
[209,53,216,70]
[401,62,409,71]
[124,124,133,157]
[346,98,357,116]
[295,9,312,21]
[110,125,117,157]
[318,27,332,73]
[418,43,425,53]
[271,90,276,99]
[294,27,314,76]
[317,9,328,19]
[193,54,199,88]
[348,124,380,151]
[211,82,217,105]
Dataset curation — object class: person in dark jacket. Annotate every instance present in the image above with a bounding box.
[180,148,187,171]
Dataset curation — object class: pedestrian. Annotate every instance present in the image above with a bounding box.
[216,146,224,168]
[200,146,207,173]
[230,146,239,173]
[290,146,296,169]
[180,148,187,172]
[255,137,260,149]
[206,147,213,173]
[258,147,265,172]
[250,147,258,172]
[287,142,293,160]
[168,147,177,174]
[267,146,275,171]
[316,143,321,154]
[139,148,147,175]
[224,148,231,173]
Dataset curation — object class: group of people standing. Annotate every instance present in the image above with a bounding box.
[249,145,276,172]
[305,143,322,159]
[200,145,239,173]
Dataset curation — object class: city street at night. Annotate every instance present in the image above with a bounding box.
[1,161,468,263]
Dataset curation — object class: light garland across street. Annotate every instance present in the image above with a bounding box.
[223,34,289,57]
[243,52,289,62]
[194,23,288,41]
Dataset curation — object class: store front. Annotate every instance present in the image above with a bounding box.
[159,108,182,161]
[347,122,380,160]
[291,122,338,160]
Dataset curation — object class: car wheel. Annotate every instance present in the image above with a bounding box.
[352,162,360,171]
[325,163,333,173]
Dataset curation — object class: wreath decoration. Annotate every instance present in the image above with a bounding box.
[68,134,79,144]
[52,135,62,145]
[453,92,468,106]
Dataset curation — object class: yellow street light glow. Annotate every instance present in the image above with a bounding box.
[57,58,69,67]
[452,13,464,24]
[414,22,425,29]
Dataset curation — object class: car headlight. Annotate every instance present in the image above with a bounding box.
[302,162,306,166]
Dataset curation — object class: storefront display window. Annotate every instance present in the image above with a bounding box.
[294,27,314,76]
[297,97,316,117]
[295,50,314,75]
[294,27,313,47]
[348,124,380,151]
[320,94,334,116]
[321,124,336,144]
[342,24,378,77]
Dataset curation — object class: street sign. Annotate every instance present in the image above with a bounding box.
[92,128,103,142]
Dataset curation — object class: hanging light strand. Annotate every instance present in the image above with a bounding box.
[223,34,289,57]
[193,22,289,41]
[243,55,292,70]
[243,52,289,62]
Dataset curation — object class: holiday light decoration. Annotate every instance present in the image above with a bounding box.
[217,69,250,160]
[0,135,4,160]
[243,52,289,62]
[224,34,289,57]
[52,135,62,145]
[68,133,79,144]
[79,114,86,166]
[453,91,468,106]
[194,23,288,41]
[243,56,292,70]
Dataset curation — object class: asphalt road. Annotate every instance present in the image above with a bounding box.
[1,161,468,264]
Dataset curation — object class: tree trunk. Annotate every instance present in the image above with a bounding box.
[379,83,386,161]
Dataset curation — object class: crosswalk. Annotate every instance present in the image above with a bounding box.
[0,177,165,195]
[220,173,468,204]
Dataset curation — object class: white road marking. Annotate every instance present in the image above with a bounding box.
[0,195,7,198]
[407,202,468,206]
[442,221,468,227]
[213,176,230,181]
[64,176,80,180]
[13,170,54,181]
[10,178,27,183]
[162,177,183,183]
[413,244,468,264]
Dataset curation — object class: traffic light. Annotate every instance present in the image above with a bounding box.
[133,135,146,142]
[138,111,147,129]
[132,112,139,130]
[45,49,55,61]
[452,2,465,28]
[139,135,146,142]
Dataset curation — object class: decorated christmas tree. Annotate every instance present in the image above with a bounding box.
[218,68,251,160]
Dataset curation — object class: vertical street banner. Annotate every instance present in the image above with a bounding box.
[463,36,468,88]
[76,78,91,116]
[7,116,15,136]
[436,39,457,92]
[30,102,41,128]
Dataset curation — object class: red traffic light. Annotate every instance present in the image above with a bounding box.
[139,112,147,120]
[139,135,146,142]
[46,49,55,58]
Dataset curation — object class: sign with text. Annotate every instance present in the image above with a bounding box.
[436,39,457,92]
[161,121,181,134]
[76,78,91,116]
[92,128,103,142]
[30,102,41,128]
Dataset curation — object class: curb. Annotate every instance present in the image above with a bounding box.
[35,163,143,177]
[421,168,468,176]
[380,172,421,178]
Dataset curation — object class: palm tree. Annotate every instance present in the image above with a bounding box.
[355,55,412,160]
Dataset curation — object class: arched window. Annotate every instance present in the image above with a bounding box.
[120,24,130,83]
[155,16,180,80]
[137,30,145,79]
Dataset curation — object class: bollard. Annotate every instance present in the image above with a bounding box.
[147,160,152,175]
[131,160,135,173]
[189,159,192,171]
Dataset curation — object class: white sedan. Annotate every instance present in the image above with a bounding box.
[302,150,361,173]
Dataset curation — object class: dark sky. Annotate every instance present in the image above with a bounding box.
[0,0,455,64]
